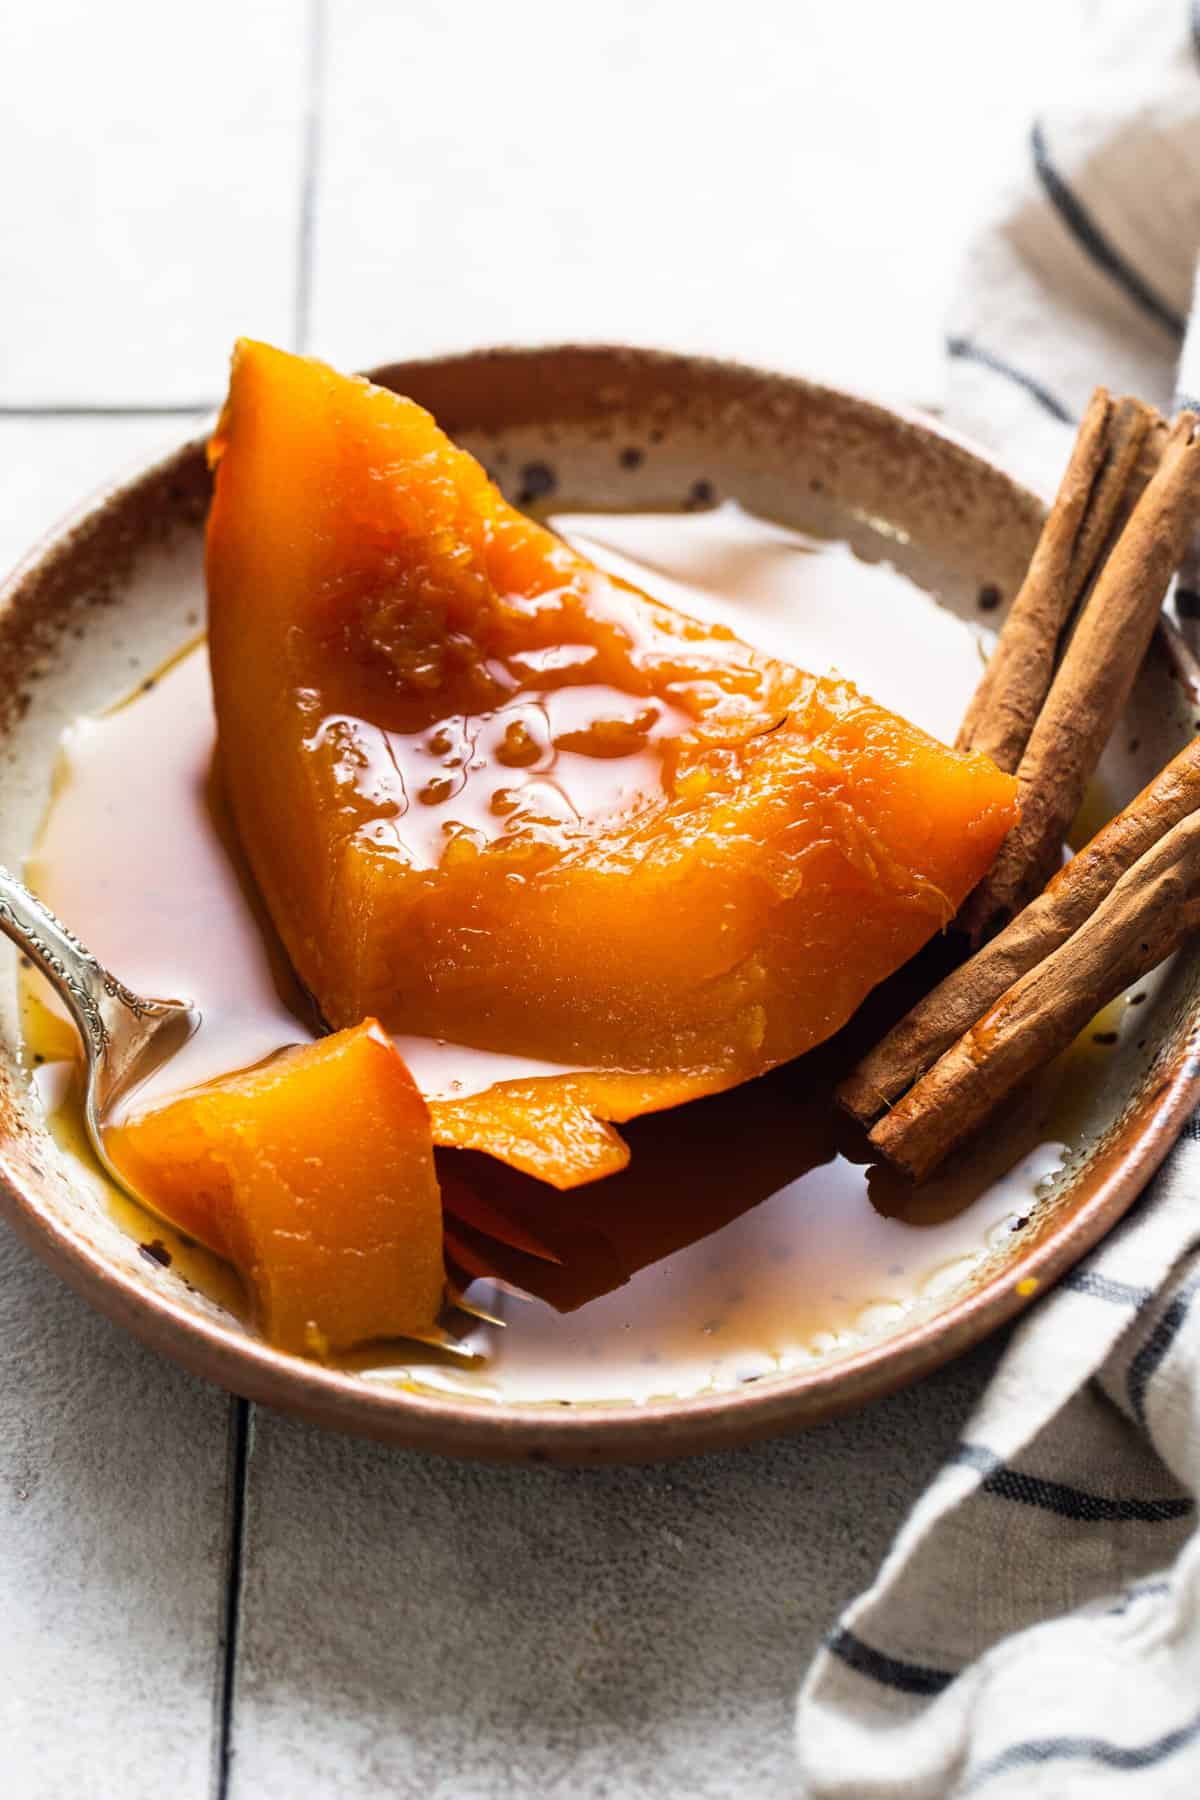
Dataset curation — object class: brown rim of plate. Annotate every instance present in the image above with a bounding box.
[1,343,1197,1466]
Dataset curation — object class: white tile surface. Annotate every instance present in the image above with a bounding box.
[0,1233,230,1798]
[311,0,1065,411]
[228,1343,1004,1800]
[0,0,305,404]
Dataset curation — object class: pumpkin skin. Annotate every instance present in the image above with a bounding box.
[109,1022,444,1354]
[206,340,1018,1185]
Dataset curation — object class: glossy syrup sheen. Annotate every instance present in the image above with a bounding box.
[22,503,1088,1404]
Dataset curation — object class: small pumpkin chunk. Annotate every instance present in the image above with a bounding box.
[427,1068,731,1190]
[109,1021,445,1354]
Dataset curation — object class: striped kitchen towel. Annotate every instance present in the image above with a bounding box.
[796,7,1200,1796]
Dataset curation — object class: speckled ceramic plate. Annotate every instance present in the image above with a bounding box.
[2,345,1198,1463]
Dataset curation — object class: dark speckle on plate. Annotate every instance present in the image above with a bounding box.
[517,461,557,506]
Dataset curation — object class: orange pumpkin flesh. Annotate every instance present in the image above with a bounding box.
[207,340,1019,1184]
[108,1022,445,1355]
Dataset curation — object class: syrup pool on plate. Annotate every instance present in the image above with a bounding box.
[21,502,1079,1403]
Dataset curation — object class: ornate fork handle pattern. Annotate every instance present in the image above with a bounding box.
[0,866,116,1051]
[0,862,181,1066]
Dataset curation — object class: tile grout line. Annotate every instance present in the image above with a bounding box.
[293,0,328,358]
[213,6,328,1795]
[214,1397,252,1800]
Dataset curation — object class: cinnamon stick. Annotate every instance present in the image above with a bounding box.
[956,391,1157,774]
[959,412,1200,944]
[869,807,1200,1182]
[838,734,1200,1127]
[1080,409,1169,577]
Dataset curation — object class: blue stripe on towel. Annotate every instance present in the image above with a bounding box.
[1031,121,1186,338]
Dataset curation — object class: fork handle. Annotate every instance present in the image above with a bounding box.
[0,862,144,1054]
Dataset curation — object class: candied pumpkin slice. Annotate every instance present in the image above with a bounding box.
[108,1021,445,1355]
[207,340,1019,1183]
